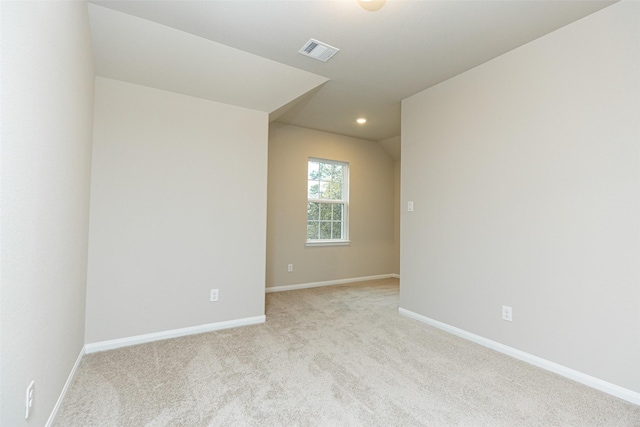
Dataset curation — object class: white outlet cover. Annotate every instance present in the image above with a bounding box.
[502,305,512,322]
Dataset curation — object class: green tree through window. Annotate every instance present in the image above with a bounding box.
[307,158,349,243]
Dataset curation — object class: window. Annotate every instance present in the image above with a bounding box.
[307,158,350,246]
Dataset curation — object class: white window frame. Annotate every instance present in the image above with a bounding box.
[306,157,350,247]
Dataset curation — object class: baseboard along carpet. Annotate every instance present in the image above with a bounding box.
[54,278,639,426]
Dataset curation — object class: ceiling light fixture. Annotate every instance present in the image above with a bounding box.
[356,118,367,125]
[357,0,386,12]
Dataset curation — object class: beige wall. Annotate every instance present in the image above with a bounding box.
[393,160,401,275]
[267,124,398,288]
[401,1,640,393]
[85,77,268,344]
[1,2,95,425]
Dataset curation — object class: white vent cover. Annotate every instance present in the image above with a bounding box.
[298,39,340,62]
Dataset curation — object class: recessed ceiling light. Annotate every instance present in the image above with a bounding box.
[356,118,367,124]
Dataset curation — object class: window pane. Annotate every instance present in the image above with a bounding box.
[332,222,342,239]
[308,182,320,199]
[307,202,319,220]
[308,161,319,180]
[319,203,332,220]
[320,181,332,199]
[319,163,331,180]
[307,221,319,240]
[308,159,348,242]
[333,165,343,183]
[319,222,332,239]
[332,203,343,220]
[326,182,334,199]
[331,182,342,199]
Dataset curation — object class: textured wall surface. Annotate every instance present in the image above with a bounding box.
[401,1,640,393]
[85,77,268,344]
[267,124,398,288]
[1,2,95,425]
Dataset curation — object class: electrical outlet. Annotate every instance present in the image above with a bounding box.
[408,201,414,212]
[25,381,34,419]
[502,305,512,322]
[210,289,219,302]
[287,264,293,272]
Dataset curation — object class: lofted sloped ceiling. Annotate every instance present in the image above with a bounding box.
[89,0,616,155]
[88,4,329,115]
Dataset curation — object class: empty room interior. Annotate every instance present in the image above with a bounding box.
[2,0,640,425]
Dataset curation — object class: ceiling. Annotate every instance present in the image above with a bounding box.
[88,4,329,113]
[88,0,615,157]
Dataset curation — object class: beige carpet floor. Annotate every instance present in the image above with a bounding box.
[54,278,640,426]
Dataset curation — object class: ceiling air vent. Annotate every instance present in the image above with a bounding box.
[298,39,340,62]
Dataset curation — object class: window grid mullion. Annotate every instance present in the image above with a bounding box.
[307,158,348,243]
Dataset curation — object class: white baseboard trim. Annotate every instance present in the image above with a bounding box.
[85,315,266,354]
[45,346,85,427]
[398,307,640,406]
[266,273,399,293]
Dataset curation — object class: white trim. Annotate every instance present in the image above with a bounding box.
[266,274,398,293]
[307,158,350,242]
[398,307,640,406]
[85,315,266,354]
[305,240,351,247]
[45,346,85,427]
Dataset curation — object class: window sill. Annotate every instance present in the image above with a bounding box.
[305,240,351,247]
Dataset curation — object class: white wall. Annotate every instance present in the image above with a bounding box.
[1,2,95,425]
[267,124,397,288]
[401,1,640,394]
[85,78,268,344]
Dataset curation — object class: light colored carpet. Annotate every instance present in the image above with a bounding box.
[55,278,640,426]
